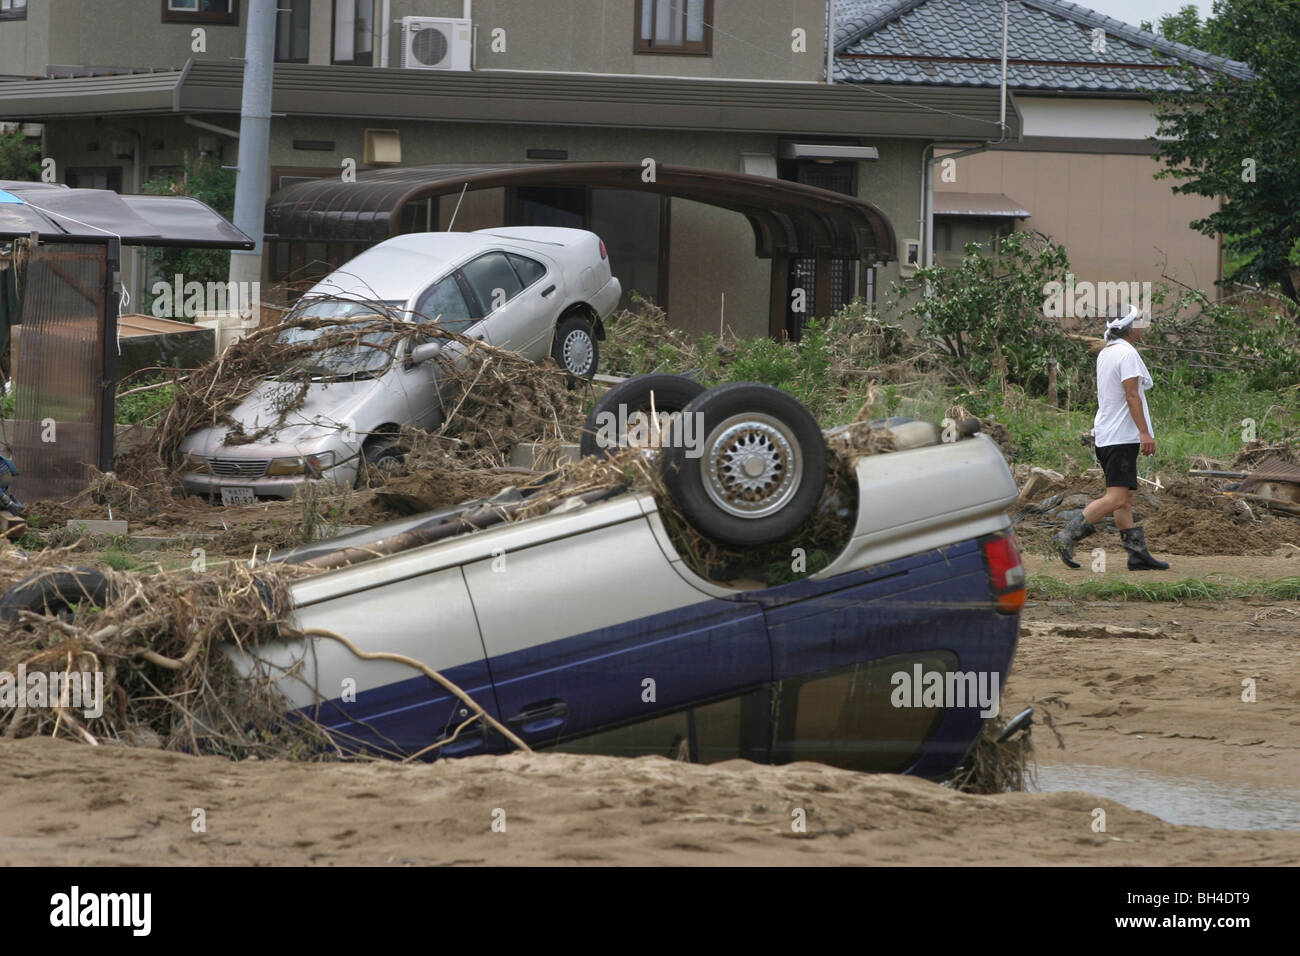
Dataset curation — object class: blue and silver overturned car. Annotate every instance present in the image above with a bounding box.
[231,380,1027,778]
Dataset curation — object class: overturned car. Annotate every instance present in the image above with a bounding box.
[3,380,1025,777]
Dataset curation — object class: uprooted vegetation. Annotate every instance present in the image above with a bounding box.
[0,562,332,757]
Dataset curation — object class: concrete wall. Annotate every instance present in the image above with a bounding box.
[935,147,1222,293]
[5,0,825,79]
[0,0,53,76]
[858,137,924,317]
[397,0,825,80]
[668,198,770,339]
[49,0,244,71]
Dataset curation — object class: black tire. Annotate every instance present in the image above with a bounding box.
[0,567,114,625]
[552,314,599,379]
[357,439,407,486]
[660,382,828,547]
[579,373,707,458]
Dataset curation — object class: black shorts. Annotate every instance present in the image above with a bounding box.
[1095,442,1140,489]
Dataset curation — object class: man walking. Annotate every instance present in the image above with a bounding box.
[1053,305,1169,571]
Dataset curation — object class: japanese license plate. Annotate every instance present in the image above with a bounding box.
[220,486,256,507]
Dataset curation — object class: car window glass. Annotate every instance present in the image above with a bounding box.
[414,276,475,334]
[549,711,689,760]
[461,252,523,315]
[506,253,546,287]
[770,652,957,773]
[546,691,759,763]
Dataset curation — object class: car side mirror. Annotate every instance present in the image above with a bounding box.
[408,340,443,366]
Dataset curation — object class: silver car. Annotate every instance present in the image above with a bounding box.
[179,227,621,502]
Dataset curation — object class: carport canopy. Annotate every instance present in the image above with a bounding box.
[265,162,897,263]
[0,181,254,248]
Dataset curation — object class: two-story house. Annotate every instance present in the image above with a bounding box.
[0,0,1248,337]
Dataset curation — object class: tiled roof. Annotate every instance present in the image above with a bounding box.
[831,0,1253,92]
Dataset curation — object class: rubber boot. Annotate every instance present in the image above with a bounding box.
[1051,513,1096,569]
[1121,525,1169,571]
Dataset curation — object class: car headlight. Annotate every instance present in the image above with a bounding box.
[181,453,212,475]
[267,452,335,477]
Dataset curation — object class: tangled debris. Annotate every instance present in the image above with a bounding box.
[0,562,338,757]
[945,712,1045,795]
[1012,470,1300,557]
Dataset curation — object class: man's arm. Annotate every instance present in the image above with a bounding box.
[1122,377,1155,455]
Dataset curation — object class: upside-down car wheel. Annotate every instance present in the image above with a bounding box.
[660,382,828,547]
[579,373,707,458]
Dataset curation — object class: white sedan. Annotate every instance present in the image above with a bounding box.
[178,227,621,501]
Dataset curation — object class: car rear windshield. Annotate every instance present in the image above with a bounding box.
[279,298,405,378]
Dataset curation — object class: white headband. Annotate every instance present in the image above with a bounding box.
[1106,304,1140,331]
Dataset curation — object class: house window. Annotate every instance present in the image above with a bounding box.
[0,0,27,22]
[275,0,311,63]
[66,167,124,192]
[162,0,238,25]
[333,0,375,65]
[635,0,712,55]
[269,167,337,193]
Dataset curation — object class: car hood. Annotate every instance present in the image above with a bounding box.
[180,377,381,458]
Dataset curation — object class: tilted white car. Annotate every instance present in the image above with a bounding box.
[178,227,621,502]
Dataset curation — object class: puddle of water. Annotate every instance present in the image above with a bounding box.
[1034,763,1300,831]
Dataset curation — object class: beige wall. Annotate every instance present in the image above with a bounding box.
[934,148,1222,294]
[3,0,825,80]
[0,0,52,76]
[403,0,825,80]
[668,198,770,339]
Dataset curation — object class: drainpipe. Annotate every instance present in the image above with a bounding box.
[106,123,144,312]
[228,0,277,289]
[379,0,392,67]
[919,0,1012,270]
[184,116,240,140]
[1000,0,1009,138]
[826,0,835,84]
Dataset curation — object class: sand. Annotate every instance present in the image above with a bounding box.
[0,575,1296,866]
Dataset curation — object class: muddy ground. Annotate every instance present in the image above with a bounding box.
[0,578,1295,866]
[1,448,1297,865]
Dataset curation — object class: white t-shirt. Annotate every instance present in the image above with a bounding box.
[1094,338,1153,447]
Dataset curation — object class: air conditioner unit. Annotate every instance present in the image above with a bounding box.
[400,16,472,71]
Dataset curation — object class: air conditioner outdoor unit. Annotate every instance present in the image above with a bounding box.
[400,16,472,71]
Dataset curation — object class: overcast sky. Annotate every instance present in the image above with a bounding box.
[1079,0,1215,31]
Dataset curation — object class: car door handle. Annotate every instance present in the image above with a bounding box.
[541,284,556,297]
[508,699,568,734]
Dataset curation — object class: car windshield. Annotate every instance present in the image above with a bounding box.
[278,298,406,378]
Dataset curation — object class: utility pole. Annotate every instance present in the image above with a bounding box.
[228,0,276,290]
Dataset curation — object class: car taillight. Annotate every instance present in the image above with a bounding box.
[599,240,607,260]
[982,532,1027,614]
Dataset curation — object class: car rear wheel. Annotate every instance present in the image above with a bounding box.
[660,383,827,547]
[0,567,115,625]
[579,373,707,458]
[552,315,599,379]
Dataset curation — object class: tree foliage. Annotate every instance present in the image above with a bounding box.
[892,232,1089,401]
[1148,0,1300,303]
[0,130,40,181]
[140,154,237,294]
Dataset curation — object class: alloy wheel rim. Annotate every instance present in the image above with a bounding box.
[700,413,802,519]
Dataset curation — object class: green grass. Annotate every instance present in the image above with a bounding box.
[985,371,1300,473]
[0,377,178,426]
[1027,573,1300,602]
